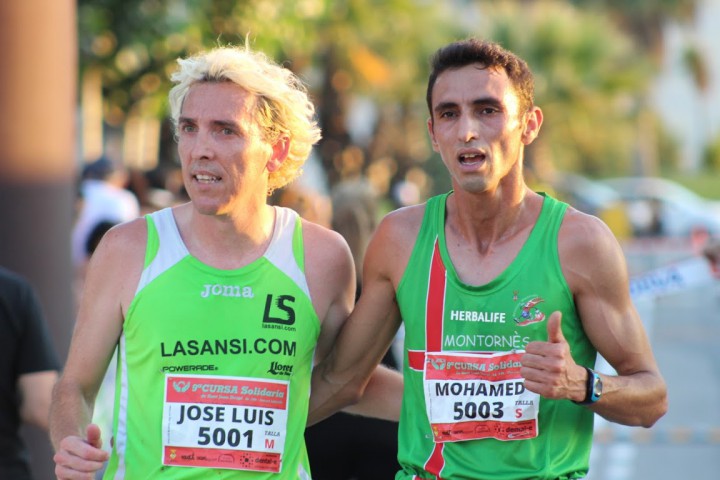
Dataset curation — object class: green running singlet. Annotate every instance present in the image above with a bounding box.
[103,206,318,479]
[396,193,596,480]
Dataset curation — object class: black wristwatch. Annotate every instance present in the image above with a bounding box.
[573,366,602,405]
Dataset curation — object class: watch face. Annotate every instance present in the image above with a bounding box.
[591,372,603,400]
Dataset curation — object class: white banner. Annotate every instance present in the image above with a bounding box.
[629,256,716,301]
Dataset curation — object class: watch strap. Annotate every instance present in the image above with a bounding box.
[573,366,601,405]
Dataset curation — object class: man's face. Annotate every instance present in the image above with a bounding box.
[176,81,280,216]
[427,64,538,195]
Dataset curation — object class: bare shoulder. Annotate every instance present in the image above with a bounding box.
[375,203,425,242]
[558,206,629,294]
[66,216,148,385]
[558,206,622,257]
[301,219,354,268]
[301,219,355,320]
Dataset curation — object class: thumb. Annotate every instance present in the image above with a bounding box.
[85,423,103,449]
[546,311,565,344]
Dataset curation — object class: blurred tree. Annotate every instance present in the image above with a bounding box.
[78,0,201,125]
[572,0,698,65]
[703,132,720,172]
[682,43,710,94]
[78,0,459,199]
[81,0,703,199]
[190,0,460,198]
[471,1,654,177]
[572,0,707,175]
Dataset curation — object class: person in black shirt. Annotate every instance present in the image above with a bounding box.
[0,267,59,480]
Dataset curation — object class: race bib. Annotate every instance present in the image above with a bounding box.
[162,374,289,472]
[423,351,539,442]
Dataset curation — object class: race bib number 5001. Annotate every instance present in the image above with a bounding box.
[162,374,289,472]
[423,351,539,443]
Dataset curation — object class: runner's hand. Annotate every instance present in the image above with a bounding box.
[520,312,586,402]
[54,423,109,480]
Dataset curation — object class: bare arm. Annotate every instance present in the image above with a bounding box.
[310,269,403,423]
[340,360,404,420]
[18,370,58,430]
[308,210,415,425]
[521,209,667,427]
[50,220,145,478]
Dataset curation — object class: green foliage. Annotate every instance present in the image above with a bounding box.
[78,0,701,193]
[570,0,697,59]
[662,172,720,200]
[78,0,456,121]
[654,117,682,172]
[702,132,720,172]
[78,0,204,122]
[470,1,655,176]
[78,0,460,192]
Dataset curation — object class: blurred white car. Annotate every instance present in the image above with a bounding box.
[601,177,720,237]
[548,172,621,215]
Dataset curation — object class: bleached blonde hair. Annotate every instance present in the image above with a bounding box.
[168,45,322,193]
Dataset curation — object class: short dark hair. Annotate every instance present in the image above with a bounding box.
[426,38,535,119]
[81,156,115,181]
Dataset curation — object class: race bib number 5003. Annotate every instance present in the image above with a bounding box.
[423,351,539,443]
[162,374,289,472]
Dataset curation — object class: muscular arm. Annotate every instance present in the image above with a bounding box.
[310,273,403,424]
[50,219,145,478]
[570,216,667,426]
[307,210,414,425]
[522,209,667,427]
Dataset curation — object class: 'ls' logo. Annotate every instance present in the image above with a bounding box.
[263,294,296,327]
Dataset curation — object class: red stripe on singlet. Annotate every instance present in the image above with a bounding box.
[426,240,446,353]
[409,241,446,371]
[424,442,446,479]
[422,240,446,478]
[407,350,425,371]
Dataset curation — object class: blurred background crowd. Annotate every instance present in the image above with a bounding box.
[70,0,720,239]
[1,0,720,478]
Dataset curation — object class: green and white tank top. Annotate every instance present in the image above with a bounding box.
[395,193,596,480]
[103,206,318,479]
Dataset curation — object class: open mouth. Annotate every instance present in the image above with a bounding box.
[193,174,221,184]
[458,152,486,165]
